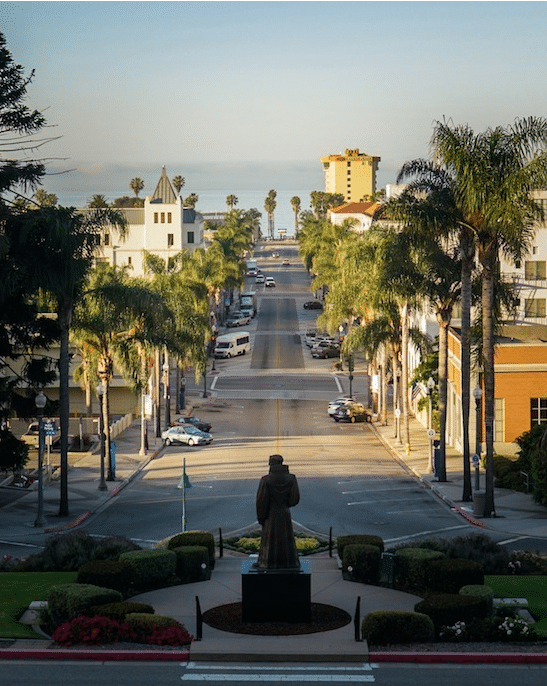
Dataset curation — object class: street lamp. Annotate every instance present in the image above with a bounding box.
[473,385,483,491]
[427,377,436,473]
[96,382,107,491]
[163,360,170,429]
[34,391,47,527]
[348,355,354,399]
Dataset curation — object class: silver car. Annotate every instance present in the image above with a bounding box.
[161,425,213,446]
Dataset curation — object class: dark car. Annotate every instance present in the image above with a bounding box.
[311,340,340,358]
[174,416,212,432]
[332,401,371,423]
[303,300,323,310]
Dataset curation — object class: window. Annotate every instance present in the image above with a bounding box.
[103,233,110,246]
[161,212,165,223]
[127,256,132,266]
[531,398,547,427]
[154,213,158,223]
[524,298,546,317]
[494,398,505,442]
[525,261,546,280]
[167,233,174,247]
[187,231,194,244]
[167,212,172,223]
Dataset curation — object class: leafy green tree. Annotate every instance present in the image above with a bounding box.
[172,175,185,194]
[0,428,29,472]
[184,193,198,209]
[87,194,109,208]
[129,178,144,197]
[310,191,344,219]
[32,189,58,207]
[112,196,143,208]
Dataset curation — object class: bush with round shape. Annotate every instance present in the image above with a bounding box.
[48,583,123,625]
[425,558,484,594]
[459,585,494,613]
[92,536,142,560]
[173,545,210,583]
[76,559,135,596]
[361,610,434,645]
[124,612,193,645]
[395,548,445,591]
[343,544,381,584]
[415,594,490,636]
[92,601,155,621]
[337,534,384,560]
[166,531,215,569]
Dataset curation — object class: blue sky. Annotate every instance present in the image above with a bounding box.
[3,1,547,202]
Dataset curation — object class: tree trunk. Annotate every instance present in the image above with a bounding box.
[481,244,497,517]
[58,303,71,516]
[436,314,449,481]
[401,302,411,452]
[460,229,474,500]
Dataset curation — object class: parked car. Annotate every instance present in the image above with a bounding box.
[20,421,61,448]
[255,274,265,284]
[226,311,251,327]
[282,259,290,266]
[303,301,323,310]
[327,397,353,416]
[265,277,276,288]
[174,416,212,432]
[161,425,213,446]
[332,401,371,423]
[311,343,340,359]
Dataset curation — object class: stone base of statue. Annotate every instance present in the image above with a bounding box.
[241,559,311,623]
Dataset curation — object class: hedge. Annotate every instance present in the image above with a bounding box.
[166,531,215,569]
[48,583,122,625]
[92,601,155,621]
[76,559,135,597]
[119,548,176,590]
[337,535,384,559]
[173,546,210,583]
[395,548,445,590]
[425,558,484,594]
[361,610,434,645]
[414,594,490,635]
[343,544,381,584]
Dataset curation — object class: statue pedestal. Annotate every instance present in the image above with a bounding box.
[241,559,311,623]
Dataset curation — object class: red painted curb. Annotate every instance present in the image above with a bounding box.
[0,649,190,661]
[370,652,547,664]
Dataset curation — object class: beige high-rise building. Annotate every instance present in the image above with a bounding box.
[321,148,381,202]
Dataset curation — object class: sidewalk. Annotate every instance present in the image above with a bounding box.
[1,394,547,663]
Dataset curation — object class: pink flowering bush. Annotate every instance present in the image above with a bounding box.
[146,624,193,646]
[52,615,136,646]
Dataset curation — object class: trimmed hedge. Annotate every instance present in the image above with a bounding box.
[395,548,445,590]
[76,559,135,597]
[48,583,122,625]
[459,585,494,613]
[92,601,155,621]
[414,594,490,635]
[343,544,381,584]
[166,531,215,569]
[337,535,384,559]
[361,610,434,645]
[173,546,210,583]
[125,612,183,633]
[119,548,176,590]
[425,558,484,594]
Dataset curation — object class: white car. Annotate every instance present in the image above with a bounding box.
[327,397,353,416]
[255,274,265,284]
[265,277,276,288]
[161,425,213,446]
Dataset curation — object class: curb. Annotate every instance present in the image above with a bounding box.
[0,648,190,661]
[370,651,547,664]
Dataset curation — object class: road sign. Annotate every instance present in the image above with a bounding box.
[43,420,57,436]
[471,453,480,465]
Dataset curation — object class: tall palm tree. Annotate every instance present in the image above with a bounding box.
[226,195,238,210]
[264,190,277,239]
[432,117,547,515]
[26,206,126,515]
[129,178,144,198]
[290,196,301,235]
[172,175,185,194]
[184,193,198,209]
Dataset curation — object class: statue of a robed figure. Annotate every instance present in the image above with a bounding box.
[255,454,300,570]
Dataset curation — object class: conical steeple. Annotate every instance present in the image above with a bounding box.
[151,166,176,204]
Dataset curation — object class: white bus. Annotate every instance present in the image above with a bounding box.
[214,331,251,358]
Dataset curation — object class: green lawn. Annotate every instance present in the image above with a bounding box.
[0,571,77,638]
[485,575,547,637]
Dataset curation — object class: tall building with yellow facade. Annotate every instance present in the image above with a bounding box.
[320,148,381,202]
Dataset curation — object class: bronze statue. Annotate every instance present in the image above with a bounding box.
[255,454,300,570]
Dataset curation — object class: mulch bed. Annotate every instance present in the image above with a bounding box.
[202,602,351,636]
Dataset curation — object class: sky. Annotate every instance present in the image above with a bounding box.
[2,1,547,212]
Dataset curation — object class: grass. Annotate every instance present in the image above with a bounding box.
[485,575,547,638]
[0,571,77,639]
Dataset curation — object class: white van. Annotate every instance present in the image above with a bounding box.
[214,331,251,358]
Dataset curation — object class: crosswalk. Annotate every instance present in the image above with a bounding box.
[181,662,375,683]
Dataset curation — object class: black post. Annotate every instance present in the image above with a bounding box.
[329,526,333,558]
[195,596,203,641]
[218,527,223,559]
[354,596,362,641]
[98,387,107,491]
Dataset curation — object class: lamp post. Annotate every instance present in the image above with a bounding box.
[473,385,483,491]
[348,355,354,399]
[96,382,107,491]
[427,376,435,473]
[163,360,170,430]
[34,391,47,527]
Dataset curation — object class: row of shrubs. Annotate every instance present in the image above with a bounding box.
[336,533,542,646]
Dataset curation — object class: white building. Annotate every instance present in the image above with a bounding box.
[328,201,381,233]
[98,167,206,275]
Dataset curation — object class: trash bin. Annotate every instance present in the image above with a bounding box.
[473,490,486,516]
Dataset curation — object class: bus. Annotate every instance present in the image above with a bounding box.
[214,331,251,358]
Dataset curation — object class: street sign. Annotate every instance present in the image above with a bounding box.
[471,454,480,465]
[43,420,57,436]
[394,408,401,418]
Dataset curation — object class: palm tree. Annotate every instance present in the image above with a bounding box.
[129,178,144,198]
[87,194,109,208]
[432,117,547,515]
[26,206,127,514]
[226,195,238,210]
[184,193,198,209]
[290,196,301,235]
[172,175,185,194]
[264,190,277,239]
